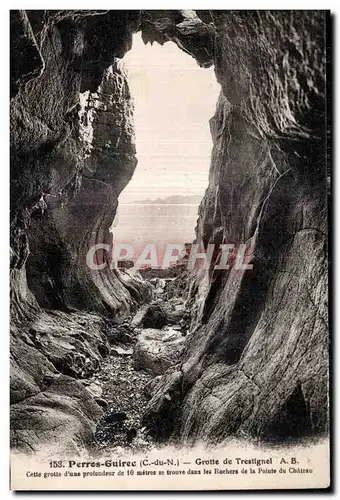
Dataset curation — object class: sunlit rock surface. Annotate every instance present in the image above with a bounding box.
[10,312,109,454]
[143,10,328,444]
[10,10,142,454]
[133,328,185,376]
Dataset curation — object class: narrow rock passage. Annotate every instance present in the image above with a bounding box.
[91,346,154,453]
[87,276,189,454]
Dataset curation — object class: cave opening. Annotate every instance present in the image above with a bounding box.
[111,32,220,272]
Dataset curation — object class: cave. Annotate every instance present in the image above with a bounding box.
[10,10,329,459]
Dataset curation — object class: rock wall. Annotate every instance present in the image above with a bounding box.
[10,10,152,322]
[25,61,152,318]
[143,11,328,444]
[10,10,148,454]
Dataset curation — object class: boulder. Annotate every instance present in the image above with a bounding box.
[105,324,135,345]
[133,329,185,376]
[10,375,103,455]
[10,311,109,455]
[140,303,168,329]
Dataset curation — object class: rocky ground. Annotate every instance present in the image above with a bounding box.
[83,277,190,454]
[91,346,154,454]
[10,272,191,456]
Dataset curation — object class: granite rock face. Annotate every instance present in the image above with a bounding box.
[11,322,105,455]
[143,11,328,444]
[11,10,144,322]
[10,10,145,454]
[25,61,153,318]
[141,10,214,67]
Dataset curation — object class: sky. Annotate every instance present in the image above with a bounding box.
[119,32,221,204]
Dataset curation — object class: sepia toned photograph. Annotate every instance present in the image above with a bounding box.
[9,8,330,490]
